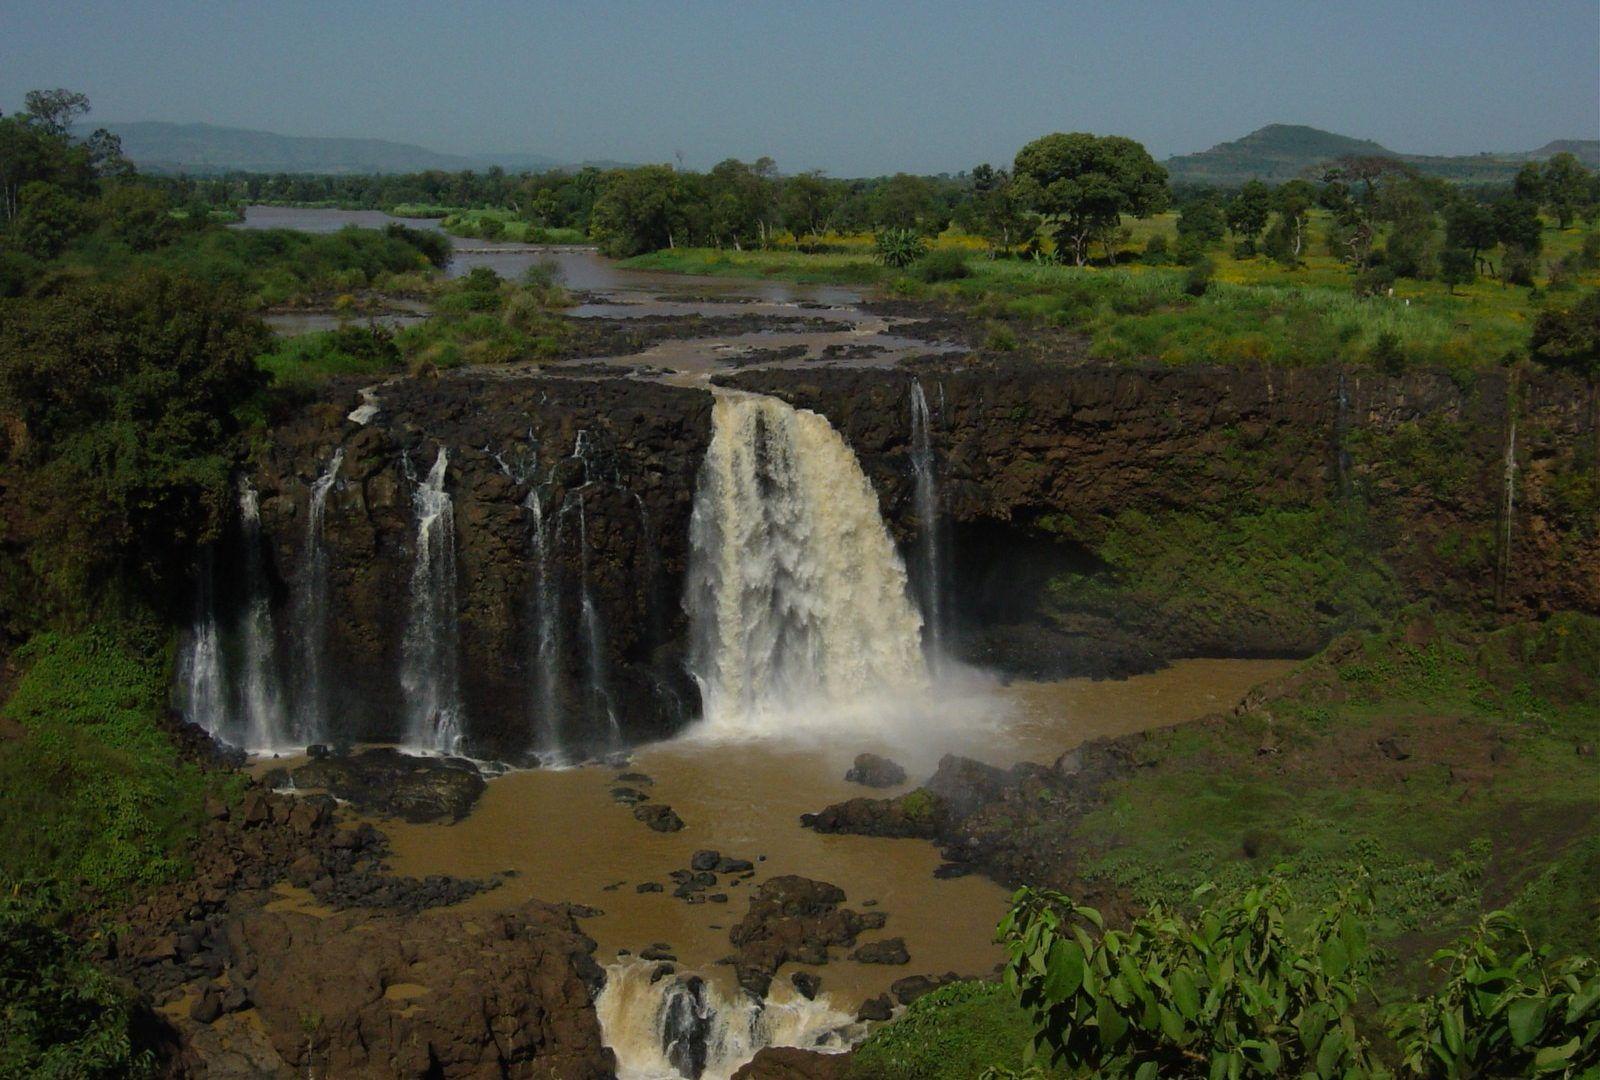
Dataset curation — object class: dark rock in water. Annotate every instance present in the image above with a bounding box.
[727,876,880,996]
[610,786,650,805]
[307,744,331,759]
[932,862,971,879]
[640,945,677,962]
[845,753,907,788]
[850,937,909,965]
[602,881,623,892]
[791,971,821,1000]
[890,972,961,1005]
[708,893,728,904]
[634,804,685,832]
[289,747,486,824]
[650,964,676,983]
[636,882,664,894]
[617,772,653,785]
[690,849,722,872]
[662,975,713,1080]
[717,857,754,874]
[857,994,894,1021]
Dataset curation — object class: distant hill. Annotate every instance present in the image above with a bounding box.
[1166,124,1600,187]
[89,121,562,175]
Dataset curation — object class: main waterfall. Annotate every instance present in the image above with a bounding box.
[686,393,926,736]
[401,446,463,753]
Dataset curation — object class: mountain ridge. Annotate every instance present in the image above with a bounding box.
[1165,123,1600,186]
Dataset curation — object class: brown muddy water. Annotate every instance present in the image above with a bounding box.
[378,659,1292,1007]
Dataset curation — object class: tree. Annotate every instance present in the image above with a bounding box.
[1512,161,1545,205]
[21,89,90,137]
[93,183,178,251]
[1272,179,1316,258]
[1530,290,1600,382]
[955,165,1030,255]
[1176,197,1226,246]
[778,172,838,242]
[1012,132,1169,266]
[10,181,85,258]
[1445,201,1498,271]
[871,173,938,234]
[1439,247,1475,294]
[1224,180,1272,245]
[1493,196,1543,256]
[588,165,691,257]
[1540,152,1591,229]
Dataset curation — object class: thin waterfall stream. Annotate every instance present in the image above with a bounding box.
[401,446,463,753]
[292,448,343,743]
[237,478,288,751]
[909,378,944,665]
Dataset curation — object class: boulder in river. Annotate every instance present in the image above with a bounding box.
[289,747,486,824]
[844,752,907,788]
[850,937,910,965]
[634,804,685,832]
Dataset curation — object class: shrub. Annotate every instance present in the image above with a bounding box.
[910,248,971,283]
[1504,245,1538,287]
[1183,258,1214,297]
[1370,331,1408,374]
[0,884,155,1079]
[1387,911,1600,1078]
[985,322,1019,352]
[1141,234,1169,265]
[1231,237,1258,260]
[875,227,928,269]
[998,881,1376,1077]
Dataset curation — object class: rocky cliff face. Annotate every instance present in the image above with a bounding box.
[728,360,1598,669]
[231,360,1596,756]
[245,374,710,758]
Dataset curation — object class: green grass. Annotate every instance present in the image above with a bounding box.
[0,622,232,904]
[846,981,1056,1079]
[256,323,404,390]
[438,209,585,244]
[622,214,1600,374]
[1070,613,1600,997]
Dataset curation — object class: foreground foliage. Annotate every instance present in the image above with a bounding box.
[1000,882,1374,1077]
[988,886,1598,1078]
[0,885,154,1080]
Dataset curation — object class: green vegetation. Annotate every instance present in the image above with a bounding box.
[846,981,1047,1080]
[1044,506,1398,652]
[983,883,1598,1078]
[390,263,576,370]
[999,880,1375,1077]
[438,208,583,244]
[255,322,403,391]
[1,885,155,1078]
[1075,613,1600,979]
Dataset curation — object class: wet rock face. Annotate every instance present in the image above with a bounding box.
[249,375,712,759]
[844,752,907,788]
[727,876,886,996]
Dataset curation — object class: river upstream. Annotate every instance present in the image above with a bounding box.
[225,206,1297,1079]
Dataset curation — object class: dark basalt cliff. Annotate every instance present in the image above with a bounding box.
[728,360,1597,669]
[246,374,710,758]
[232,360,1596,757]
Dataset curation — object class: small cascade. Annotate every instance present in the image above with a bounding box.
[596,962,857,1080]
[401,447,463,753]
[908,378,944,664]
[292,448,343,742]
[687,392,925,736]
[524,484,563,756]
[175,549,227,737]
[237,479,290,751]
[567,431,621,748]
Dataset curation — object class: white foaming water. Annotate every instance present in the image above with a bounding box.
[685,392,928,741]
[176,549,227,737]
[237,479,290,752]
[909,378,944,667]
[524,485,564,756]
[401,447,463,753]
[597,961,858,1080]
[292,448,343,742]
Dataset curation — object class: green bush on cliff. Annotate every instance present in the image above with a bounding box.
[0,622,216,901]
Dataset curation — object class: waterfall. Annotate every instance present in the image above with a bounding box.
[175,549,227,738]
[524,485,563,756]
[1496,418,1518,605]
[565,431,621,749]
[401,447,463,753]
[292,449,343,742]
[596,961,857,1080]
[686,392,925,736]
[909,378,944,664]
[237,479,289,752]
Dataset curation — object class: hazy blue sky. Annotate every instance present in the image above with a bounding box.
[4,1,1596,174]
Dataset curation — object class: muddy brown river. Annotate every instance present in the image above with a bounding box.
[377,659,1292,1006]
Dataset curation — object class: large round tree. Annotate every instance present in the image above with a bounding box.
[1012,133,1169,265]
